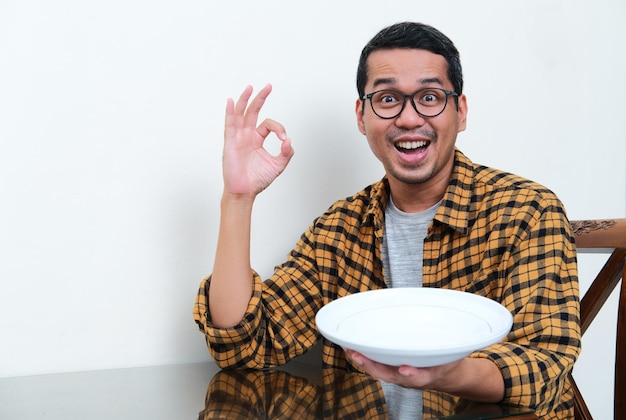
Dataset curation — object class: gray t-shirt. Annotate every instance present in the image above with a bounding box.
[381,197,440,420]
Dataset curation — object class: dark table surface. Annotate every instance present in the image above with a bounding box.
[1,353,536,419]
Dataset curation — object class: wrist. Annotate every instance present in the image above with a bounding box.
[221,191,256,207]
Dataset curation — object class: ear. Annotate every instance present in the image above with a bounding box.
[456,94,468,133]
[355,98,366,135]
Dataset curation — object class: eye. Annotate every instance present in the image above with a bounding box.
[372,90,404,109]
[373,90,403,107]
[417,90,444,106]
[381,94,398,103]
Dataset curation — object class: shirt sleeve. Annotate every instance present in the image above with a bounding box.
[193,227,324,369]
[470,199,581,415]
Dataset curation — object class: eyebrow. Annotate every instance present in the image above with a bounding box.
[371,77,445,89]
[418,77,444,86]
[371,77,397,89]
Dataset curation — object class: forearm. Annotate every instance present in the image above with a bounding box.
[433,357,504,403]
[209,194,256,328]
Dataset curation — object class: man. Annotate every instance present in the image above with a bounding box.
[194,22,581,418]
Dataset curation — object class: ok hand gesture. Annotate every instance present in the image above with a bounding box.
[222,84,294,198]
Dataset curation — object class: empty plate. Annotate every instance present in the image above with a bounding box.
[315,288,512,367]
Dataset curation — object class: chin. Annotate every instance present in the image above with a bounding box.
[390,167,434,185]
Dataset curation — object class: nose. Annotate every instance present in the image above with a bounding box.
[394,98,426,128]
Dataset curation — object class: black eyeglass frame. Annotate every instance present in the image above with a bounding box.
[361,88,459,119]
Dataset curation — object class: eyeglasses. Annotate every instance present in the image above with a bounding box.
[361,88,459,119]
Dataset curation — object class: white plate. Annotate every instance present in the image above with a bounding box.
[315,288,512,367]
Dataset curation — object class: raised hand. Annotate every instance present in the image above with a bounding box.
[222,84,294,198]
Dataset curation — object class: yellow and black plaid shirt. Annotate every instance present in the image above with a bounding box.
[194,149,581,418]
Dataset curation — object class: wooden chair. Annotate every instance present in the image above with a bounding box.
[569,219,626,420]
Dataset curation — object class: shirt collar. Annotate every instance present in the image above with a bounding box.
[434,149,473,235]
[363,178,389,229]
[363,149,474,235]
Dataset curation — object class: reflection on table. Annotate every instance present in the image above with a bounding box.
[201,365,537,420]
[0,359,537,419]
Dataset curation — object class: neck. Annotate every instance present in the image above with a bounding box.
[388,166,452,213]
[389,183,445,213]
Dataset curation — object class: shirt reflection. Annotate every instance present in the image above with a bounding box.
[199,367,478,419]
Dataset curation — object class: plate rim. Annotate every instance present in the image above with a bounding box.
[315,287,513,359]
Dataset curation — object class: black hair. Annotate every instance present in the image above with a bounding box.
[356,22,463,98]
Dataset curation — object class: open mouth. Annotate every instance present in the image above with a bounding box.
[395,140,429,153]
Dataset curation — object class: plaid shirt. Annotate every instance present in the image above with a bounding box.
[194,149,581,418]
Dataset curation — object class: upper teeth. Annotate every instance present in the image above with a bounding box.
[396,140,427,150]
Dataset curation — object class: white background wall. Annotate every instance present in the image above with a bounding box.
[1,0,624,417]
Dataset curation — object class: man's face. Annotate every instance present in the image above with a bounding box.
[356,48,468,192]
